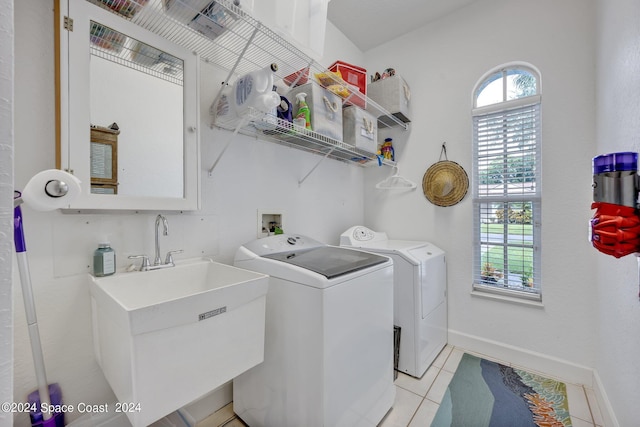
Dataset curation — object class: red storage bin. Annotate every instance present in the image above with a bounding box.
[329,60,366,108]
[283,67,310,87]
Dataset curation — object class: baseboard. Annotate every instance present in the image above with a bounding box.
[592,369,619,427]
[448,329,593,386]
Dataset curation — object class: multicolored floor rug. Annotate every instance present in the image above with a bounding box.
[431,353,572,427]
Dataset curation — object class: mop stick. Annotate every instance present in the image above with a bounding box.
[14,197,52,420]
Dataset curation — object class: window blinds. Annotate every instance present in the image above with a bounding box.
[472,101,541,299]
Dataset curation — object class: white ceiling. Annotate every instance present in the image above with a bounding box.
[327,0,480,51]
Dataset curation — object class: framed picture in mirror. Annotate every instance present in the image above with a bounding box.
[90,125,118,194]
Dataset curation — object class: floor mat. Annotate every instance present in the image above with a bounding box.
[431,353,572,427]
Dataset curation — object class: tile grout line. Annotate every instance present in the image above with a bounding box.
[403,346,456,426]
[405,396,425,427]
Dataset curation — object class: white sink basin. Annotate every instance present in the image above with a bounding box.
[89,258,268,427]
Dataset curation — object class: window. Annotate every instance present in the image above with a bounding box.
[472,64,541,301]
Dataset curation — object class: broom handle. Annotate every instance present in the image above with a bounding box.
[14,202,52,419]
[16,253,52,420]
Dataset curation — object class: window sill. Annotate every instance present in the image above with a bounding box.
[471,287,544,308]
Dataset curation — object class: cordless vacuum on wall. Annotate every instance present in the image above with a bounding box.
[591,152,640,258]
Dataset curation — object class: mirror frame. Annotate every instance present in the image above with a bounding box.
[56,0,201,211]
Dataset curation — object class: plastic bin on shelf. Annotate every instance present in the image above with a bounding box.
[329,60,367,108]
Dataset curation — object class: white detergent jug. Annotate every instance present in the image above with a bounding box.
[233,63,280,115]
[212,83,238,125]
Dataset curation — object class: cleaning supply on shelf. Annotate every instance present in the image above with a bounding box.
[294,92,312,130]
[258,91,281,114]
[277,94,293,123]
[233,63,280,115]
[212,82,238,125]
[381,137,395,161]
[261,91,294,135]
[253,86,281,132]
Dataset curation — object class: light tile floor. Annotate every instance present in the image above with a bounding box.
[198,345,605,427]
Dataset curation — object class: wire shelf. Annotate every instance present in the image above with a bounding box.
[84,0,405,175]
[89,20,184,85]
[215,108,390,166]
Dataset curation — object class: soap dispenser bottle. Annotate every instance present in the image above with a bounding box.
[93,242,116,277]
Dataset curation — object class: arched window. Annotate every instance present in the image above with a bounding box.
[472,63,542,301]
[474,66,539,108]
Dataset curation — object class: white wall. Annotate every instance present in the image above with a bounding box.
[363,0,600,381]
[11,2,364,426]
[594,0,640,425]
[0,1,14,426]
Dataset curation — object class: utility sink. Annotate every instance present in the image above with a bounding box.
[89,258,268,427]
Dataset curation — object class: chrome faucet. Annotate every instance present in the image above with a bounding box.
[128,214,183,271]
[154,214,169,266]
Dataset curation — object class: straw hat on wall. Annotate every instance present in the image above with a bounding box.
[422,160,469,207]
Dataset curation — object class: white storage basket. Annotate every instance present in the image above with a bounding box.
[367,75,411,125]
[342,105,377,154]
[287,81,343,141]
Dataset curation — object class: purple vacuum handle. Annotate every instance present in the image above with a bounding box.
[14,191,26,253]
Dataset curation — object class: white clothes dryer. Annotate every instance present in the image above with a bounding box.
[340,226,447,378]
[233,234,395,427]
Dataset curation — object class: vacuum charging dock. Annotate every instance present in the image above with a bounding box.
[591,152,640,259]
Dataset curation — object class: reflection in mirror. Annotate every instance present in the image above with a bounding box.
[57,0,200,211]
[89,22,184,198]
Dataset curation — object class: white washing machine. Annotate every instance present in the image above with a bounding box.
[233,234,396,427]
[340,226,447,378]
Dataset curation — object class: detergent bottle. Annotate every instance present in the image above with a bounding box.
[294,92,312,130]
[277,94,293,123]
[212,82,238,125]
[233,63,280,115]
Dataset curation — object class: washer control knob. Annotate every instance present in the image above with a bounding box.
[287,237,297,245]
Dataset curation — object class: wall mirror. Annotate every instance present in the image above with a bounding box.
[56,0,200,210]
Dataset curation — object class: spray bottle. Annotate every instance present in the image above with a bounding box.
[294,92,312,130]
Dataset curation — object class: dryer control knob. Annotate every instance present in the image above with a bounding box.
[287,237,297,245]
[353,226,374,241]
